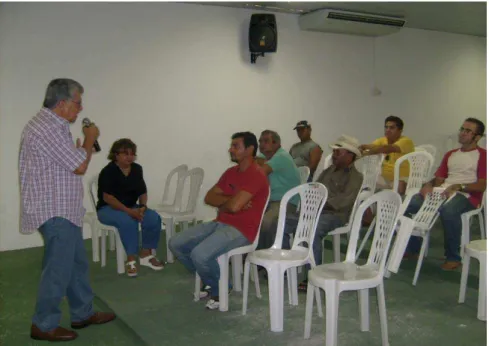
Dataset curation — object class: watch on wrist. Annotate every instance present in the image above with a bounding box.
[460,184,466,192]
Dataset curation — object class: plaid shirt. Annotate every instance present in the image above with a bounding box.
[19,108,87,234]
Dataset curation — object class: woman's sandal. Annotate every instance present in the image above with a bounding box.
[126,261,138,277]
[139,255,164,271]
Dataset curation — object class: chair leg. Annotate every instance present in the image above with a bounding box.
[109,231,116,251]
[165,218,175,263]
[324,284,339,346]
[268,266,285,332]
[289,267,298,306]
[458,254,470,303]
[412,234,428,286]
[358,289,370,331]
[194,273,201,302]
[114,231,126,274]
[90,221,100,262]
[477,257,486,321]
[304,281,315,339]
[461,216,470,259]
[242,260,251,315]
[377,283,390,346]
[252,264,261,298]
[479,212,485,240]
[333,234,341,263]
[231,255,242,292]
[100,230,107,268]
[218,255,229,312]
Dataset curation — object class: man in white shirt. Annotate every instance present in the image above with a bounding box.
[404,118,486,270]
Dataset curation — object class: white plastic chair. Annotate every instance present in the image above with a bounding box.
[242,183,328,332]
[459,239,486,321]
[415,144,437,160]
[313,153,333,182]
[298,166,311,184]
[193,189,270,312]
[357,151,434,260]
[87,175,126,274]
[304,190,402,346]
[386,188,447,285]
[157,167,204,263]
[461,191,486,258]
[324,154,385,263]
[156,164,188,212]
[83,211,100,262]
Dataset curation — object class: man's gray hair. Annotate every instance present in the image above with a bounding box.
[261,130,281,145]
[42,78,84,109]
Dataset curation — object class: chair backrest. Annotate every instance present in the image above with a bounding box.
[298,166,310,184]
[313,153,333,182]
[161,164,188,206]
[177,167,205,214]
[273,183,328,263]
[411,188,447,230]
[358,154,384,193]
[87,174,99,211]
[345,190,402,271]
[415,144,437,161]
[393,151,434,194]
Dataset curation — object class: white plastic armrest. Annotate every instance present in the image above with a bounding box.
[461,208,482,220]
[328,225,349,236]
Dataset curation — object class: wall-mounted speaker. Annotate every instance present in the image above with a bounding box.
[249,14,277,53]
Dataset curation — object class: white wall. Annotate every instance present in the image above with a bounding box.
[0,3,485,251]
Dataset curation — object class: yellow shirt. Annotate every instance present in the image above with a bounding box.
[372,136,415,182]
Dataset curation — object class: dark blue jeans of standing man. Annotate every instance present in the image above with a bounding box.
[282,212,345,267]
[405,193,475,262]
[32,217,94,332]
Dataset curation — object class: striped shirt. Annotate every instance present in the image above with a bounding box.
[19,108,87,234]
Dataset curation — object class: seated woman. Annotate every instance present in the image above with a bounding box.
[97,138,164,277]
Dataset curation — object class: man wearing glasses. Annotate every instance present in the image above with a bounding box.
[404,118,486,270]
[359,115,415,195]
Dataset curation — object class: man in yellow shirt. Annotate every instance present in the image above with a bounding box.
[359,115,414,194]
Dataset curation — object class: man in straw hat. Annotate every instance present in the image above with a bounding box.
[282,134,364,291]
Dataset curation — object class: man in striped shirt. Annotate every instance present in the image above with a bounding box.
[19,79,115,342]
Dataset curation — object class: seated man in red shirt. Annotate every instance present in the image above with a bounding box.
[168,132,269,310]
[404,118,486,270]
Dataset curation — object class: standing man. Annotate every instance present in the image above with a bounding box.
[256,130,301,250]
[289,121,323,181]
[359,115,414,194]
[403,118,486,270]
[19,79,115,342]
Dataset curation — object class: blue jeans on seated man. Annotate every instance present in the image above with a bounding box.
[97,206,161,256]
[282,212,345,267]
[405,193,475,262]
[168,222,250,297]
[33,217,94,332]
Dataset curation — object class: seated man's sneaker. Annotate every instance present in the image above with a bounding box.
[205,298,220,310]
[199,285,211,299]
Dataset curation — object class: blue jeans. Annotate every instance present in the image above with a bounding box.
[168,222,250,297]
[33,217,94,332]
[97,206,161,256]
[405,193,475,262]
[283,212,345,266]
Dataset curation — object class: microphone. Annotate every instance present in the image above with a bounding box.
[82,118,101,152]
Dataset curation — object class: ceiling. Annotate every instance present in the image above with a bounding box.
[197,2,487,37]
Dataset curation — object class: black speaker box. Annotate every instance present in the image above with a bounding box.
[249,14,277,53]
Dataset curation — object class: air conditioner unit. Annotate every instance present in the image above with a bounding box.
[299,9,406,37]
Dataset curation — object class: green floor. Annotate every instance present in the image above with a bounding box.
[0,222,486,346]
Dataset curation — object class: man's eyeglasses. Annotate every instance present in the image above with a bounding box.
[459,127,479,135]
[70,99,82,107]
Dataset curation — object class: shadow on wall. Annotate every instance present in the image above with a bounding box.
[239,17,273,73]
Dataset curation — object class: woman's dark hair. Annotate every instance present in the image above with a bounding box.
[231,132,258,157]
[108,138,137,161]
